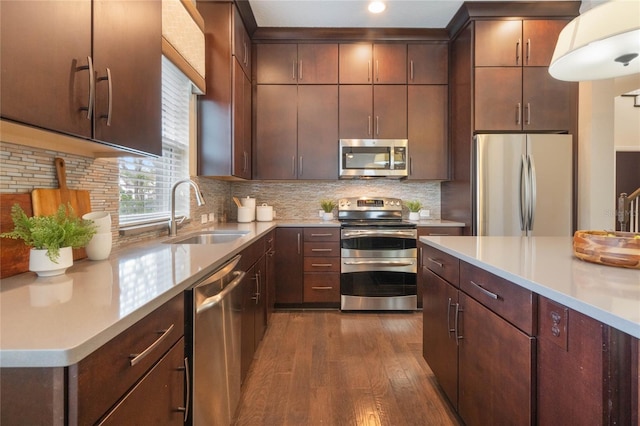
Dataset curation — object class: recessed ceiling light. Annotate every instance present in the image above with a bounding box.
[368,1,386,14]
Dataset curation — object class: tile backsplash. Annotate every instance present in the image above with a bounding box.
[1,141,440,250]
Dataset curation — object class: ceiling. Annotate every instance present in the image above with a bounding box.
[247,0,570,29]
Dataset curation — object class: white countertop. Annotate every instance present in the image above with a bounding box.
[420,236,640,339]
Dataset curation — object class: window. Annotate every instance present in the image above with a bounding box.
[119,57,193,226]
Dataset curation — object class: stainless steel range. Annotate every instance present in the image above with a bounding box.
[338,196,418,311]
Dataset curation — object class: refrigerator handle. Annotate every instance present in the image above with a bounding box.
[519,154,528,231]
[528,154,537,231]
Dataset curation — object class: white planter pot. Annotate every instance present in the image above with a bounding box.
[322,212,333,221]
[29,247,73,277]
[409,212,420,221]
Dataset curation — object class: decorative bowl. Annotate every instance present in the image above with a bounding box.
[573,230,640,269]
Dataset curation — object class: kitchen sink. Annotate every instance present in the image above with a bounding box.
[166,230,250,245]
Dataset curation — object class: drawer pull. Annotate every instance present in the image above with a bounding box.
[427,233,451,236]
[470,280,499,300]
[177,357,190,421]
[311,286,333,290]
[311,263,333,267]
[311,248,333,252]
[427,257,443,268]
[129,323,175,367]
[311,233,333,237]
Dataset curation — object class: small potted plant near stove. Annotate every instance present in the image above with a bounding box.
[320,199,337,220]
[1,203,96,277]
[405,200,422,221]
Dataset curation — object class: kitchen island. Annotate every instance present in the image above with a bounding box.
[419,236,639,425]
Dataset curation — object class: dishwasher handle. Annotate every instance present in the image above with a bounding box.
[197,270,246,313]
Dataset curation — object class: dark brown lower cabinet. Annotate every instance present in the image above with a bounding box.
[242,255,266,382]
[274,228,303,306]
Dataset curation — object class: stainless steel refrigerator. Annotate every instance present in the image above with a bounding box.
[474,133,573,236]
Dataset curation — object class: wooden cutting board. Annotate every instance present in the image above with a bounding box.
[0,193,33,278]
[31,157,92,260]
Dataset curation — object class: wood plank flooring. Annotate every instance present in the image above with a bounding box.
[234,310,462,426]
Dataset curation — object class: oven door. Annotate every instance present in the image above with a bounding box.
[340,266,417,311]
[341,228,417,256]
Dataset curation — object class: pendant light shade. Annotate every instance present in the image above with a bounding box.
[549,0,640,81]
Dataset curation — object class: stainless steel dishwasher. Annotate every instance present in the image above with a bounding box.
[186,254,245,425]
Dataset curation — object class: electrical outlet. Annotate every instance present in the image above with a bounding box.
[209,212,215,222]
[201,214,208,224]
[420,209,431,218]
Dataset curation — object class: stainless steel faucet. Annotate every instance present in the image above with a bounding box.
[169,179,206,237]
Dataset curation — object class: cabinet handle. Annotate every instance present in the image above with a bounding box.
[251,271,261,304]
[516,102,521,125]
[299,60,303,80]
[454,303,463,344]
[311,263,333,267]
[292,60,296,80]
[516,38,521,65]
[418,246,422,268]
[312,286,333,290]
[428,233,451,236]
[427,257,443,268]
[78,56,94,119]
[469,280,499,300]
[129,323,175,366]
[526,102,531,125]
[244,41,248,66]
[291,156,296,177]
[297,233,301,255]
[311,233,333,237]
[368,115,372,136]
[177,357,190,422]
[98,68,113,126]
[367,60,371,82]
[311,248,333,252]
[299,156,303,177]
[410,59,414,81]
[376,116,380,136]
[376,60,380,82]
[447,297,456,336]
[526,38,531,65]
[243,151,248,172]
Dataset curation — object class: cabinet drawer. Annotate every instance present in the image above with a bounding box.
[304,256,340,272]
[69,293,184,425]
[421,244,459,286]
[418,226,463,236]
[304,242,340,257]
[303,228,340,242]
[460,261,534,335]
[304,273,340,303]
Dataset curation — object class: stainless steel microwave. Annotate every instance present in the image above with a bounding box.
[339,139,408,178]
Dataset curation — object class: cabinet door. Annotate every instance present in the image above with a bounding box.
[98,339,186,425]
[274,228,303,305]
[298,85,339,179]
[474,67,522,131]
[233,6,251,76]
[373,44,407,84]
[256,44,298,84]
[233,60,252,179]
[0,0,92,138]
[522,20,568,66]
[265,232,276,323]
[523,67,576,131]
[408,85,448,180]
[373,85,407,138]
[339,85,373,138]
[297,44,339,84]
[93,0,162,155]
[422,269,459,408]
[254,85,298,179]
[241,262,257,382]
[339,43,373,84]
[458,293,534,425]
[474,20,523,67]
[254,256,267,349]
[408,43,448,84]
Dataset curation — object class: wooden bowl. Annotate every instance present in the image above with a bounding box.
[573,230,640,269]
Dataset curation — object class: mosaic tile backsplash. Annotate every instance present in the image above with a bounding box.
[1,141,440,250]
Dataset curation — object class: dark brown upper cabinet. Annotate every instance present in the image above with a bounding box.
[339,43,407,84]
[339,85,407,139]
[256,43,338,84]
[233,6,252,78]
[407,43,448,84]
[1,0,162,156]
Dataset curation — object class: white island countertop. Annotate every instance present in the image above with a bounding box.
[420,236,640,339]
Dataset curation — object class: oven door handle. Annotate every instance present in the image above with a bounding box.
[341,230,417,239]
[343,260,416,267]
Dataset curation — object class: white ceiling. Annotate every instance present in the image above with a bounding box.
[247,0,568,29]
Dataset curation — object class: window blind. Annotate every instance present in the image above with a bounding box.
[119,56,192,226]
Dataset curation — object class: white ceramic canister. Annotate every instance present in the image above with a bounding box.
[82,211,111,234]
[256,203,274,221]
[240,197,256,221]
[237,206,253,223]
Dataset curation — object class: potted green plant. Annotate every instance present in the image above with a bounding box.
[1,203,96,276]
[320,199,337,220]
[405,200,423,221]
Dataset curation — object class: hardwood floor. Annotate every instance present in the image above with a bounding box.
[235,310,462,426]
